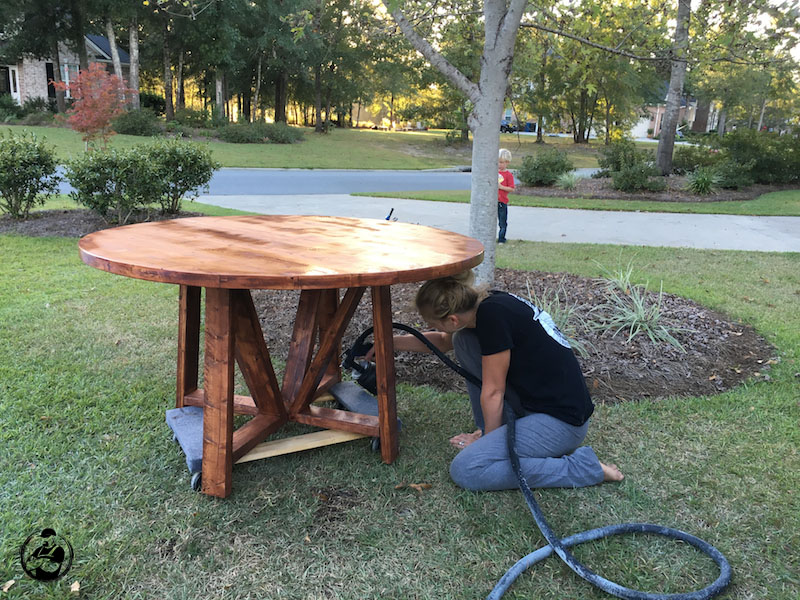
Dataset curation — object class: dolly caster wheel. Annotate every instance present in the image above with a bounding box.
[190,472,202,491]
[371,437,381,453]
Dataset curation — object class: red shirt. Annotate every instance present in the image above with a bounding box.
[498,170,514,205]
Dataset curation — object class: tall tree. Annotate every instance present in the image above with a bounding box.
[387,0,527,284]
[655,0,689,175]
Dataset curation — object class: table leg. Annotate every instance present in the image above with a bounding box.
[372,285,399,463]
[202,287,235,498]
[176,285,201,408]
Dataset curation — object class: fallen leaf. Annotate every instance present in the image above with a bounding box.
[754,372,761,377]
[732,367,742,374]
[762,278,770,284]
[708,374,718,381]
[70,581,80,594]
[2,580,15,593]
[304,534,311,543]
[394,482,406,490]
[408,483,432,492]
[767,359,779,365]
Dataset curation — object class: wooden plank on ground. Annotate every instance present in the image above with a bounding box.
[235,430,368,463]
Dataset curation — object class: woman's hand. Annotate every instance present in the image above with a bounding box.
[450,429,482,449]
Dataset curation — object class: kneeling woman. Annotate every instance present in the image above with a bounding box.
[391,271,623,491]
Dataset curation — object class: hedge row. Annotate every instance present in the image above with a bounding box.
[0,132,219,222]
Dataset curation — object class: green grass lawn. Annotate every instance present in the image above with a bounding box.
[1,213,798,598]
[6,124,601,170]
[357,189,800,216]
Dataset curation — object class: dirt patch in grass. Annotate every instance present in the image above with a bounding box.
[3,209,776,404]
[517,176,798,203]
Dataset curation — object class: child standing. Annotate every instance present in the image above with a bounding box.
[497,148,515,244]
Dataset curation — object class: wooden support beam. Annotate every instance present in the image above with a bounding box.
[236,430,368,463]
[232,413,286,462]
[184,389,258,415]
[176,285,201,408]
[372,285,399,463]
[282,290,321,405]
[293,405,380,436]
[201,287,235,498]
[231,289,286,419]
[289,287,365,415]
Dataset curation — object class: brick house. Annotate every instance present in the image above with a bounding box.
[1,34,129,105]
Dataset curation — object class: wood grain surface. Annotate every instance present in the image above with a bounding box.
[78,215,484,289]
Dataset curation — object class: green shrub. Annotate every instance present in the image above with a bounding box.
[139,92,166,116]
[713,158,755,190]
[0,95,23,122]
[671,144,720,174]
[0,131,61,219]
[595,138,653,177]
[555,172,578,191]
[718,129,799,184]
[591,282,685,350]
[146,138,220,213]
[262,122,304,144]
[216,123,267,144]
[611,163,666,192]
[65,148,163,224]
[21,97,55,114]
[20,112,56,126]
[518,149,574,186]
[174,108,210,128]
[112,108,162,136]
[685,167,721,195]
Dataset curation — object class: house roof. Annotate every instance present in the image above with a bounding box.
[85,34,130,65]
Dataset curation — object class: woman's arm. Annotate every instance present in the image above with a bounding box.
[366,331,453,359]
[480,350,511,434]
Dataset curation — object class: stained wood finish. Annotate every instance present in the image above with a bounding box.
[176,285,200,407]
[372,285,399,463]
[80,216,484,498]
[201,288,235,497]
[78,215,484,289]
[231,289,285,419]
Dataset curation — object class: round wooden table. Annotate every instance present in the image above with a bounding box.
[79,215,484,497]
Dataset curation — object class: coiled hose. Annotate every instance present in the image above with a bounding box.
[347,324,732,599]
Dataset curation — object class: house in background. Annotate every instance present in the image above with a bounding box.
[630,93,718,138]
[1,34,129,105]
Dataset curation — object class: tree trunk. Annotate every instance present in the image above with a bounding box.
[162,18,174,121]
[717,108,727,137]
[314,64,324,132]
[105,19,124,93]
[176,50,185,110]
[253,54,262,123]
[70,0,89,70]
[691,99,709,132]
[656,0,690,175]
[128,18,140,109]
[536,115,544,142]
[214,71,224,123]
[756,97,767,131]
[605,101,612,145]
[274,68,288,123]
[50,37,66,113]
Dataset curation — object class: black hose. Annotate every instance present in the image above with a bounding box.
[347,324,732,599]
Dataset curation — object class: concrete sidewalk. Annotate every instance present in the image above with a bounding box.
[198,193,800,253]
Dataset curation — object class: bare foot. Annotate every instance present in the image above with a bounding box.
[600,462,624,482]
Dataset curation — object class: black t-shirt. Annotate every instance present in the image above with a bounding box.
[474,291,593,426]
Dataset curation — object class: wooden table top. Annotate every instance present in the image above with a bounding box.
[78,215,484,289]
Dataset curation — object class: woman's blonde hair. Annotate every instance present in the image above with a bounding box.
[415,270,488,321]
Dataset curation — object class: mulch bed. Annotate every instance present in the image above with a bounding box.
[517,175,797,203]
[2,208,777,404]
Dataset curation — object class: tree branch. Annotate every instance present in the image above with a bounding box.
[387,5,479,102]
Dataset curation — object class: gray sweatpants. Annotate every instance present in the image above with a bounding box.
[449,329,604,491]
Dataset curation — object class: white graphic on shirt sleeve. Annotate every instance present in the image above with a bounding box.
[509,293,572,349]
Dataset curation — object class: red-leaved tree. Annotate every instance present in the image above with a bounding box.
[54,63,132,149]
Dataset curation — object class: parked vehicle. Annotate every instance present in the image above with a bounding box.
[500,119,517,133]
